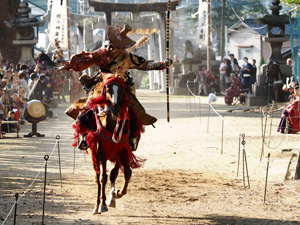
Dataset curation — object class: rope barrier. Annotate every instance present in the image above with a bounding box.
[1,140,58,225]
[186,84,300,197]
[269,160,300,196]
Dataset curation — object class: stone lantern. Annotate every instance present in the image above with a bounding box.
[5,0,45,64]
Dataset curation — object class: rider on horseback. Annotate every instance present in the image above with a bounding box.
[61,24,171,151]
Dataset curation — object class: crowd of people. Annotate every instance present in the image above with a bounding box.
[0,50,66,138]
[194,53,257,105]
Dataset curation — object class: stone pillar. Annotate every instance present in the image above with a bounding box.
[77,26,84,52]
[83,19,93,51]
[158,11,166,92]
[104,11,112,28]
[148,40,154,90]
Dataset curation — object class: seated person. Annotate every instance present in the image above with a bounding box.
[205,70,220,94]
[225,73,242,105]
[278,84,299,134]
[1,111,17,133]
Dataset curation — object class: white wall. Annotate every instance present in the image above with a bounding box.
[229,27,261,62]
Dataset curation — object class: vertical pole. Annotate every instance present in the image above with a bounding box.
[237,133,241,177]
[166,0,171,122]
[261,107,264,152]
[264,153,271,203]
[244,147,250,188]
[242,145,245,187]
[66,0,71,59]
[206,0,211,71]
[199,96,201,123]
[221,0,226,60]
[268,101,275,146]
[207,103,211,133]
[261,112,268,161]
[13,193,18,225]
[56,135,62,188]
[42,155,49,225]
[221,115,224,154]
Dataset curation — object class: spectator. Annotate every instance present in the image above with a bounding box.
[43,82,53,118]
[251,59,257,85]
[2,59,9,71]
[266,61,284,102]
[286,58,292,66]
[28,73,37,91]
[29,74,46,101]
[18,71,29,98]
[229,53,235,71]
[241,57,253,92]
[0,87,7,138]
[224,59,232,89]
[0,73,3,83]
[172,55,181,87]
[196,65,207,95]
[205,70,220,94]
[225,73,242,105]
[1,111,16,133]
[233,58,240,76]
[5,70,13,88]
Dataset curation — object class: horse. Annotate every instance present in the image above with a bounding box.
[73,74,144,214]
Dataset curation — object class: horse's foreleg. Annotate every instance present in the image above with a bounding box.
[116,165,132,198]
[92,173,101,215]
[99,161,108,213]
[108,163,119,208]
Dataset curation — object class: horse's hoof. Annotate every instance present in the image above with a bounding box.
[108,198,116,208]
[115,190,124,199]
[92,207,100,215]
[100,205,108,213]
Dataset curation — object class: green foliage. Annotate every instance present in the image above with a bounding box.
[281,0,300,6]
[212,0,268,54]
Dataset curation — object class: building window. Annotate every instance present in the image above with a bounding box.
[238,47,253,60]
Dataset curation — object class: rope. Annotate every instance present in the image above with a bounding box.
[269,160,300,196]
[1,140,58,225]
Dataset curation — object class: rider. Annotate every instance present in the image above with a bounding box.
[61,24,171,149]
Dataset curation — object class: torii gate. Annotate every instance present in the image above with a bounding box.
[87,0,180,91]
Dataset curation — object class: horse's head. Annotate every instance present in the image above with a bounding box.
[103,77,126,120]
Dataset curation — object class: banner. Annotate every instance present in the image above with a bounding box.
[196,1,207,45]
[49,0,68,49]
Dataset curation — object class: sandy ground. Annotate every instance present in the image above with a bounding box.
[1,90,300,225]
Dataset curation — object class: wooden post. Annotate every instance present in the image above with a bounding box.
[264,153,271,203]
[221,115,224,154]
[221,0,226,59]
[237,134,241,177]
[261,111,268,161]
[206,0,211,71]
[268,101,275,146]
[207,103,211,133]
[199,96,201,123]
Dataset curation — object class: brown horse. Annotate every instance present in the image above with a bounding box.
[75,74,144,214]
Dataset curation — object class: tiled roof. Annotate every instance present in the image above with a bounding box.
[229,18,290,36]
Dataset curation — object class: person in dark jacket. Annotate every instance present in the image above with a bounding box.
[29,74,46,101]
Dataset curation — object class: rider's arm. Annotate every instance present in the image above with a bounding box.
[129,53,171,71]
[63,49,114,72]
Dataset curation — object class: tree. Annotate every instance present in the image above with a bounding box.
[281,0,300,6]
[211,0,268,55]
[0,0,21,64]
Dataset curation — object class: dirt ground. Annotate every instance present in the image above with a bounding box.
[1,90,300,225]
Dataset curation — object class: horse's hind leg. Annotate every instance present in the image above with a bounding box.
[116,164,132,198]
[108,163,119,208]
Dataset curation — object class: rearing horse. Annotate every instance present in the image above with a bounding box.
[75,74,144,214]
